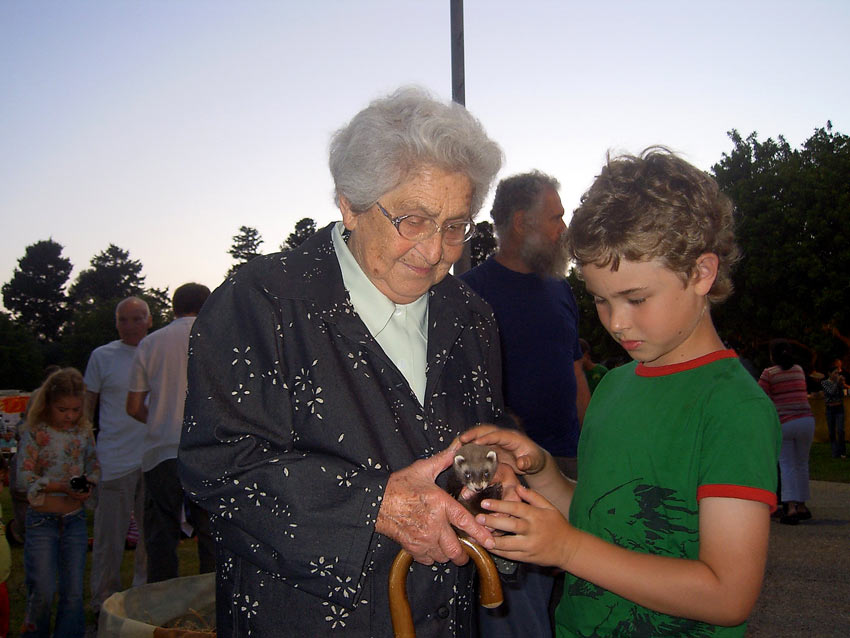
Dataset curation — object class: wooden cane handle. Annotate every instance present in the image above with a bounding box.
[459,537,503,608]
[388,539,504,638]
[388,547,416,638]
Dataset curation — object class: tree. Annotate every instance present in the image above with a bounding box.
[566,269,622,366]
[68,244,146,309]
[470,221,497,268]
[281,218,317,251]
[62,300,122,372]
[227,226,263,277]
[2,239,72,342]
[143,287,172,329]
[0,310,45,389]
[711,123,850,364]
[62,246,170,370]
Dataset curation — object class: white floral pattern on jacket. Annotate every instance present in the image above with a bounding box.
[179,223,511,637]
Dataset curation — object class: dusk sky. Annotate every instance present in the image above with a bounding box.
[3,0,848,305]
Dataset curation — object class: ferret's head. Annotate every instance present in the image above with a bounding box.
[453,443,498,492]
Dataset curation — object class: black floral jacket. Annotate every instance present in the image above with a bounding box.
[179,223,511,637]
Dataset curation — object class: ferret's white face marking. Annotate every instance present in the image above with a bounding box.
[453,447,497,492]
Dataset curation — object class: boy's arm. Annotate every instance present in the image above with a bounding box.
[567,496,769,625]
[484,493,769,627]
[523,452,575,517]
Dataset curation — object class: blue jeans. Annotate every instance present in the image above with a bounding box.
[22,509,88,638]
[779,416,814,503]
[826,405,846,457]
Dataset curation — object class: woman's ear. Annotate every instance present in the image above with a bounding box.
[692,253,719,295]
[339,195,359,231]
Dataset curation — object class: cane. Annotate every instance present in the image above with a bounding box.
[388,537,503,638]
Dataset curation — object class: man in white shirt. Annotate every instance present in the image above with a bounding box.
[126,283,213,582]
[85,296,151,613]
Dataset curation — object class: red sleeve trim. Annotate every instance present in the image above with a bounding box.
[697,484,778,512]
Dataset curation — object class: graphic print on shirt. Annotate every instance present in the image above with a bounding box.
[567,478,718,638]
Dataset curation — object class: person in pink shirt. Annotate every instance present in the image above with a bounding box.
[758,340,815,523]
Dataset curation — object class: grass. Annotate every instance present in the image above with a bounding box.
[1,443,846,635]
[2,489,201,637]
[809,441,850,483]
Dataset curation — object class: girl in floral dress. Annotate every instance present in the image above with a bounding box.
[17,368,99,638]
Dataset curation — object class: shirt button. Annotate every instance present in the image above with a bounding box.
[436,605,449,619]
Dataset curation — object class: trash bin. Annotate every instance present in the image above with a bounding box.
[98,573,215,638]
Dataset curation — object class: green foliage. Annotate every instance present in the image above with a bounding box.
[470,220,497,268]
[1,239,72,342]
[567,269,623,366]
[68,244,146,310]
[62,300,121,372]
[0,310,44,389]
[281,218,317,251]
[60,245,167,370]
[809,442,850,483]
[143,287,173,329]
[227,226,264,277]
[711,123,850,365]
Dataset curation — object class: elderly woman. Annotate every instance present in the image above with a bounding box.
[179,87,512,637]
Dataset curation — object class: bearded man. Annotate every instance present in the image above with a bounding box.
[459,170,590,638]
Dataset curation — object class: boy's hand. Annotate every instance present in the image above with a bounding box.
[459,424,546,475]
[477,484,581,570]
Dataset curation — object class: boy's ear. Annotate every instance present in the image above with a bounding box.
[692,253,719,295]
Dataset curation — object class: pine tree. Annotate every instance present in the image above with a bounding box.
[69,244,146,309]
[281,218,317,251]
[227,226,264,277]
[2,239,72,342]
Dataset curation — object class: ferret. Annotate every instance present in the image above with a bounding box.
[446,443,503,516]
[446,443,517,576]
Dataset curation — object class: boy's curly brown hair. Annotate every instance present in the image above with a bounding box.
[568,147,739,304]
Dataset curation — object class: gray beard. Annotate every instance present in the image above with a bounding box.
[520,231,570,278]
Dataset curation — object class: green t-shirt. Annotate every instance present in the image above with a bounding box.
[557,351,781,638]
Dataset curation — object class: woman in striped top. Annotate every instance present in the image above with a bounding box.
[758,340,815,523]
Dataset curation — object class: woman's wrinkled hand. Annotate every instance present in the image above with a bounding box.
[376,445,494,566]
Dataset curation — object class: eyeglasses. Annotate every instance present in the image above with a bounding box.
[375,201,477,245]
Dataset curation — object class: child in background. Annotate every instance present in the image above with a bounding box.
[464,148,781,637]
[17,368,100,638]
[821,362,847,458]
[0,455,11,638]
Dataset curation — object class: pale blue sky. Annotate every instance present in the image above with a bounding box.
[2,0,848,302]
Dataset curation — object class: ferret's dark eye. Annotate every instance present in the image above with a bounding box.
[464,471,471,480]
[483,471,490,480]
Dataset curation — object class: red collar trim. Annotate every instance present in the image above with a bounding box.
[636,349,737,377]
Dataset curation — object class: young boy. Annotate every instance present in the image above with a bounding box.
[463,148,781,637]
